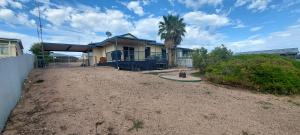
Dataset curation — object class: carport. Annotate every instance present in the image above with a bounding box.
[38,42,94,68]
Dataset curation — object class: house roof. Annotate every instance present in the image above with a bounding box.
[0,38,23,49]
[89,33,164,47]
[236,48,299,55]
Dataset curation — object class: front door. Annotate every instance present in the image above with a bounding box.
[123,47,135,61]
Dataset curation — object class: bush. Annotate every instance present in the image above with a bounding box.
[192,45,233,74]
[30,43,52,64]
[208,44,233,64]
[205,54,300,95]
[192,47,208,74]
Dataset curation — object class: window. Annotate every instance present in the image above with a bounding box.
[0,45,9,55]
[161,48,166,59]
[145,47,150,59]
[182,50,188,57]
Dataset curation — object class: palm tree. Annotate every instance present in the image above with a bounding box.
[158,14,186,67]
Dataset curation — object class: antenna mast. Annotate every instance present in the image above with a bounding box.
[35,0,45,67]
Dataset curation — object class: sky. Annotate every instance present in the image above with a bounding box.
[0,0,300,54]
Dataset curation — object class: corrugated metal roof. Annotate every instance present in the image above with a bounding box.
[89,33,163,47]
[42,42,92,52]
[236,48,299,55]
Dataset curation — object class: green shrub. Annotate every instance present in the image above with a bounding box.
[205,54,300,95]
[208,44,233,64]
[192,47,208,74]
[192,45,233,74]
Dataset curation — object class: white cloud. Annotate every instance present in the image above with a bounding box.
[248,0,270,11]
[41,27,106,45]
[0,0,7,7]
[182,26,223,46]
[129,12,227,48]
[126,1,145,16]
[178,0,223,10]
[30,5,133,34]
[228,23,300,52]
[168,0,175,6]
[131,17,161,40]
[233,19,246,28]
[26,2,229,48]
[235,0,271,12]
[0,8,35,27]
[270,0,300,12]
[0,8,14,20]
[141,0,154,5]
[31,6,74,26]
[235,0,248,6]
[183,11,230,28]
[250,26,263,32]
[70,9,133,34]
[0,0,22,9]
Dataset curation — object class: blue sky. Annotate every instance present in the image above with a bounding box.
[0,0,300,53]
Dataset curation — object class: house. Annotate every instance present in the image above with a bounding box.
[236,48,299,59]
[0,38,23,59]
[41,33,193,70]
[88,33,168,70]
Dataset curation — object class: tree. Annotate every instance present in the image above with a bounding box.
[158,14,186,67]
[30,43,50,56]
[208,44,233,64]
[105,31,112,38]
[30,43,51,63]
[192,47,208,74]
[192,45,233,74]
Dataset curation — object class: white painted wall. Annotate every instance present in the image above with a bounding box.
[176,58,193,68]
[0,55,34,132]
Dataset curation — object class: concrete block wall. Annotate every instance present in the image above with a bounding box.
[0,55,34,132]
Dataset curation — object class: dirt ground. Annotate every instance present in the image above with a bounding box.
[2,67,300,135]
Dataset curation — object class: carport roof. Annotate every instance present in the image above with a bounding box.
[42,42,92,52]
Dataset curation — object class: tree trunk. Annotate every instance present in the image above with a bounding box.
[171,48,176,67]
[165,40,175,67]
[168,48,172,67]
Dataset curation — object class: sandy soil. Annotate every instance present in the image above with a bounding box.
[2,67,300,135]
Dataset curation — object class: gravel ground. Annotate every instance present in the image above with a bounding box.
[2,67,300,135]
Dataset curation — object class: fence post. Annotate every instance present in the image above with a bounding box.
[53,56,55,67]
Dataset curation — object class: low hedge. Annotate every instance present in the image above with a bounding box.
[205,54,300,95]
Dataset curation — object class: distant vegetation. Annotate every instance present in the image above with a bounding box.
[29,43,50,56]
[192,46,300,95]
[192,45,232,74]
[30,43,52,65]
